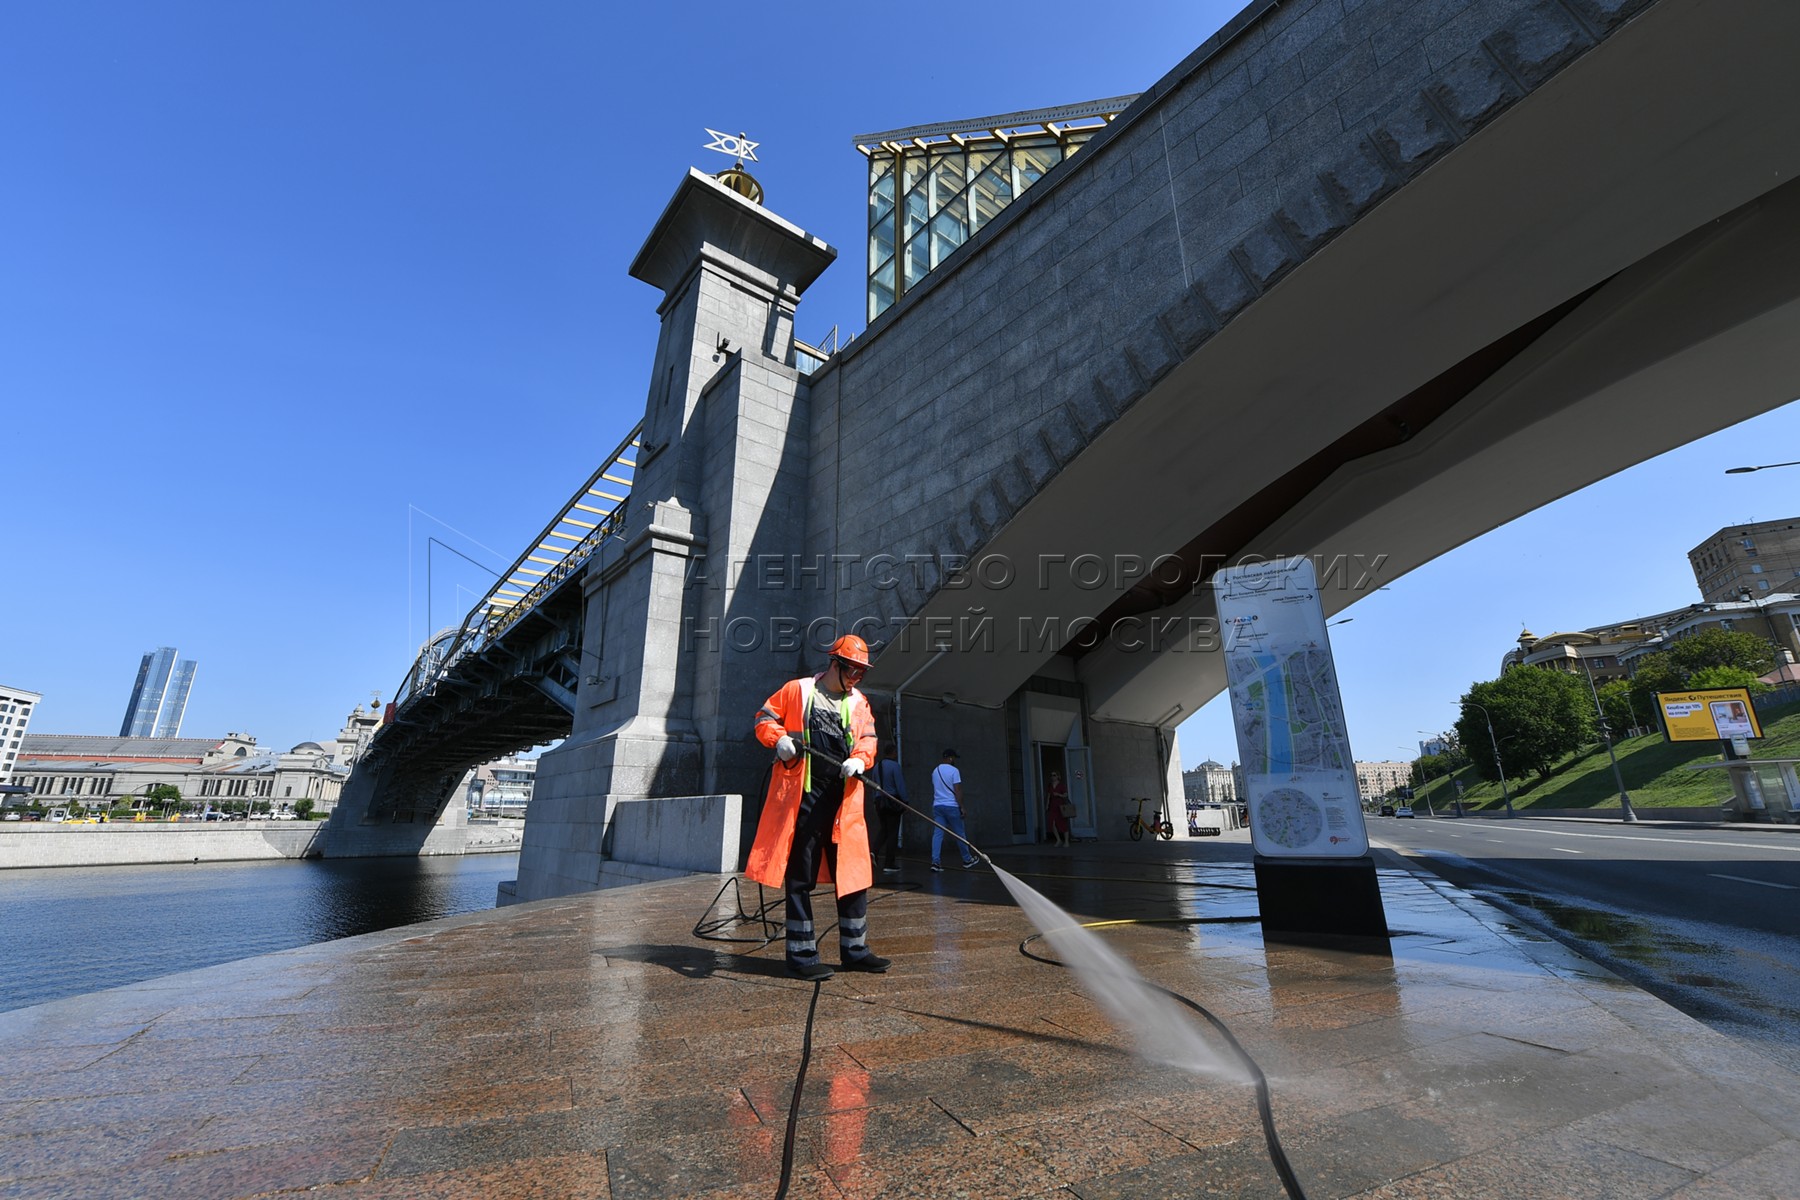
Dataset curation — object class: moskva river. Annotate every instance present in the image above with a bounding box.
[0,852,520,1012]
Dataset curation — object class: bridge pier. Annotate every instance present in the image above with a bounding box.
[315,759,471,858]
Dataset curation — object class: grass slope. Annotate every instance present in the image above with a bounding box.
[1416,697,1800,812]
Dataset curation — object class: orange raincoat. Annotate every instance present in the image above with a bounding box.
[745,674,877,894]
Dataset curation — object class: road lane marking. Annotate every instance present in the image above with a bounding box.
[1708,873,1797,890]
[1498,826,1800,854]
[1550,847,1583,854]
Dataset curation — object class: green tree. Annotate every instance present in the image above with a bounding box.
[294,798,315,820]
[146,784,181,814]
[1666,627,1776,678]
[1627,653,1686,718]
[1629,628,1776,719]
[1686,664,1769,696]
[1457,668,1596,782]
[1595,679,1639,738]
[1433,733,1470,770]
[1414,753,1452,786]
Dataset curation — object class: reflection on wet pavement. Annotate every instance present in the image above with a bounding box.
[0,841,1795,1198]
[1491,888,1800,1073]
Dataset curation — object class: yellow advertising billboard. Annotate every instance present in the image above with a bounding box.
[1656,688,1763,742]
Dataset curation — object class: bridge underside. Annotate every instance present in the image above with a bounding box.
[870,0,1800,724]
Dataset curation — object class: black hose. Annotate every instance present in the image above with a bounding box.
[772,980,823,1200]
[692,876,783,946]
[1020,927,1308,1200]
[1154,983,1307,1200]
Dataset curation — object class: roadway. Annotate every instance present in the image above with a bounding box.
[1369,814,1800,1072]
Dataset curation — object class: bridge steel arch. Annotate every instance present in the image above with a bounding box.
[494,0,1800,898]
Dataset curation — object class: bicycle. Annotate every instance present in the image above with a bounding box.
[1127,796,1174,841]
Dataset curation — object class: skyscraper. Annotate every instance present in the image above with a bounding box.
[120,648,198,738]
[0,684,40,786]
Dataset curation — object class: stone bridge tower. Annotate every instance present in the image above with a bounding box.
[514,169,836,901]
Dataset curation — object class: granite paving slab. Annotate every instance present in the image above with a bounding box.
[0,842,1795,1198]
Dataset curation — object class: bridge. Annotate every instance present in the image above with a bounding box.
[318,429,641,854]
[319,0,1800,901]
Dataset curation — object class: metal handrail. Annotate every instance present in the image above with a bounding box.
[387,422,644,717]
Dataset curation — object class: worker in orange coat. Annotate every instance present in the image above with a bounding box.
[746,634,890,981]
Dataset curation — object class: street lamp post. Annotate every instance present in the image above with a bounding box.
[1725,461,1800,474]
[1578,658,1638,823]
[1737,587,1794,671]
[1396,744,1440,820]
[1402,749,1436,817]
[1420,730,1466,817]
[1461,701,1513,817]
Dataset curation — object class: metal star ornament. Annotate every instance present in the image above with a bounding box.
[702,128,759,163]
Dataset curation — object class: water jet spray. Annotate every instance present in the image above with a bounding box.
[749,745,1311,1199]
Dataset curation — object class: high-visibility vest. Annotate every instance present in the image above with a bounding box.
[795,675,853,795]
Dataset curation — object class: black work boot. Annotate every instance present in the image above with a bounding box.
[787,961,834,981]
[839,953,891,973]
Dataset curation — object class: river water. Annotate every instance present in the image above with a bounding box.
[0,853,520,1013]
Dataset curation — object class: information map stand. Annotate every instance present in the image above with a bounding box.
[1214,559,1388,947]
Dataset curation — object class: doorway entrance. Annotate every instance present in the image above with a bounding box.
[1031,741,1094,839]
[1022,688,1092,841]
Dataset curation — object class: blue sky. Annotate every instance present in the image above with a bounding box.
[4,2,1797,769]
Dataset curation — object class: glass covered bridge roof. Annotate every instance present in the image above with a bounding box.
[855,95,1137,323]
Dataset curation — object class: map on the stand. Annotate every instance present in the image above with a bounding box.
[1214,558,1369,858]
[1233,648,1351,777]
[1253,787,1326,851]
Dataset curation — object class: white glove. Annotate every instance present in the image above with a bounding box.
[841,758,865,779]
[775,735,797,762]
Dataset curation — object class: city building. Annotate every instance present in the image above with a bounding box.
[187,741,348,813]
[463,755,537,817]
[1690,518,1800,604]
[1181,760,1237,805]
[9,703,380,816]
[1617,594,1800,678]
[1502,628,1637,683]
[119,647,199,738]
[1505,594,1800,692]
[327,702,385,769]
[1418,736,1452,758]
[0,684,41,788]
[1179,759,1243,833]
[1355,760,1411,801]
[856,96,1135,323]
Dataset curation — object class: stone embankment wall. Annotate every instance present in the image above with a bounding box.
[0,820,523,869]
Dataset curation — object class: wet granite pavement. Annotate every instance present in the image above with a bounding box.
[2,840,1796,1199]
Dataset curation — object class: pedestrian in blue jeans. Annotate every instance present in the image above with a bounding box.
[930,748,976,871]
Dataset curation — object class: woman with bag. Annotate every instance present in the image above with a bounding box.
[1044,770,1073,847]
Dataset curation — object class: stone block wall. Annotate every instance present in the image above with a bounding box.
[1085,719,1179,837]
[609,794,742,875]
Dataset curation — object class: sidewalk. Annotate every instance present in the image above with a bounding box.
[1,840,1796,1199]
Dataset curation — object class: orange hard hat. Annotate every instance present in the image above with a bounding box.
[829,634,872,669]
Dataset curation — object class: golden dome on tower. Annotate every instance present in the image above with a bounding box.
[715,163,764,205]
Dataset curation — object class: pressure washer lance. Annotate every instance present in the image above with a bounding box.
[797,745,993,870]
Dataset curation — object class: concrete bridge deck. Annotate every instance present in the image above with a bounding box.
[2,838,1795,1198]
